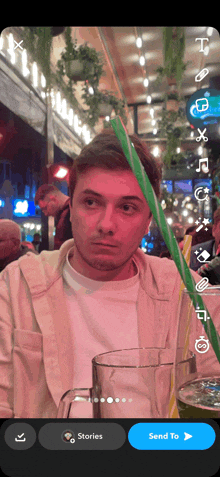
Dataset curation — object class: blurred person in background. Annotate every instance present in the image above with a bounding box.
[35,184,73,250]
[190,207,220,271]
[0,219,38,273]
[178,225,197,251]
[32,233,44,253]
[190,224,213,246]
[160,223,185,258]
[20,241,36,251]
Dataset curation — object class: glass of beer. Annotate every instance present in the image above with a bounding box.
[57,348,182,418]
[175,287,220,418]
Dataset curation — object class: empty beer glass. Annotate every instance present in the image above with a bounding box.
[57,347,194,418]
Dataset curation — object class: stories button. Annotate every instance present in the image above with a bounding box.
[38,423,126,450]
[128,423,216,450]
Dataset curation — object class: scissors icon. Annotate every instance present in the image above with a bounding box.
[196,128,208,142]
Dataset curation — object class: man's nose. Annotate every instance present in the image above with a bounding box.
[97,206,117,233]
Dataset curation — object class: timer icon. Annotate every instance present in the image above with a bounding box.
[195,336,210,354]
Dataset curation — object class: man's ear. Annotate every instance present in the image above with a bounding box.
[144,212,152,235]
[212,223,216,237]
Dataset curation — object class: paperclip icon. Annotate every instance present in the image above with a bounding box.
[195,68,209,82]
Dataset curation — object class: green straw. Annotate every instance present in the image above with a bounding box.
[110,115,220,364]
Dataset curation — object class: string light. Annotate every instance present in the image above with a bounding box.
[136,37,142,48]
[207,27,213,36]
[32,62,38,87]
[139,55,145,66]
[153,146,160,157]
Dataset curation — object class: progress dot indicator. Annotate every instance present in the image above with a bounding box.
[94,398,99,403]
[115,398,120,403]
[100,397,105,403]
[107,397,114,403]
[122,398,126,403]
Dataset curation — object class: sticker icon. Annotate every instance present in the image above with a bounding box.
[195,336,209,354]
[195,98,209,112]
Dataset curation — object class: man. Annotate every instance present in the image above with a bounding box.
[35,184,73,250]
[0,129,219,418]
[190,207,220,271]
[0,219,38,273]
[32,233,44,253]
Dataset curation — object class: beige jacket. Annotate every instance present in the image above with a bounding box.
[0,239,218,418]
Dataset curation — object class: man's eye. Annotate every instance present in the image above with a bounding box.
[84,199,137,213]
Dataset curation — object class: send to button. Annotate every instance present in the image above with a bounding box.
[128,423,216,450]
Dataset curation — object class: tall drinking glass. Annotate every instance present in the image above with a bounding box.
[175,287,220,418]
[57,348,193,418]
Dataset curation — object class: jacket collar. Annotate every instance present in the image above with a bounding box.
[19,238,177,300]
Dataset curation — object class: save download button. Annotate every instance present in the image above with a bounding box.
[128,423,216,450]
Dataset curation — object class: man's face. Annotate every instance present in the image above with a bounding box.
[38,195,59,217]
[0,235,20,259]
[69,168,152,280]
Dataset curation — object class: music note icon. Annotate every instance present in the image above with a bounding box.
[196,157,209,173]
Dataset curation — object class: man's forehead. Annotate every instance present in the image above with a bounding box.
[75,168,146,199]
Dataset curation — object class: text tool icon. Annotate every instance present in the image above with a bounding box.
[196,157,209,173]
[195,98,209,112]
[195,68,209,82]
[196,128,208,142]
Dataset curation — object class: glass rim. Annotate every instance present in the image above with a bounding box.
[92,347,195,368]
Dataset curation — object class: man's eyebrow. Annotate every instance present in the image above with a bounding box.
[80,188,144,204]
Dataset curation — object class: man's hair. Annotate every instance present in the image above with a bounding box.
[34,184,61,206]
[68,128,162,206]
[214,206,220,225]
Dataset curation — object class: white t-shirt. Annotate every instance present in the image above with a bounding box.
[62,247,140,417]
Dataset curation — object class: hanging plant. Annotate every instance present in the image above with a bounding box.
[56,27,105,87]
[158,108,188,167]
[155,27,189,94]
[155,27,190,166]
[23,27,54,92]
[82,87,127,128]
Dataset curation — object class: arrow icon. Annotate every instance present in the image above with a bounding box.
[184,432,193,441]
